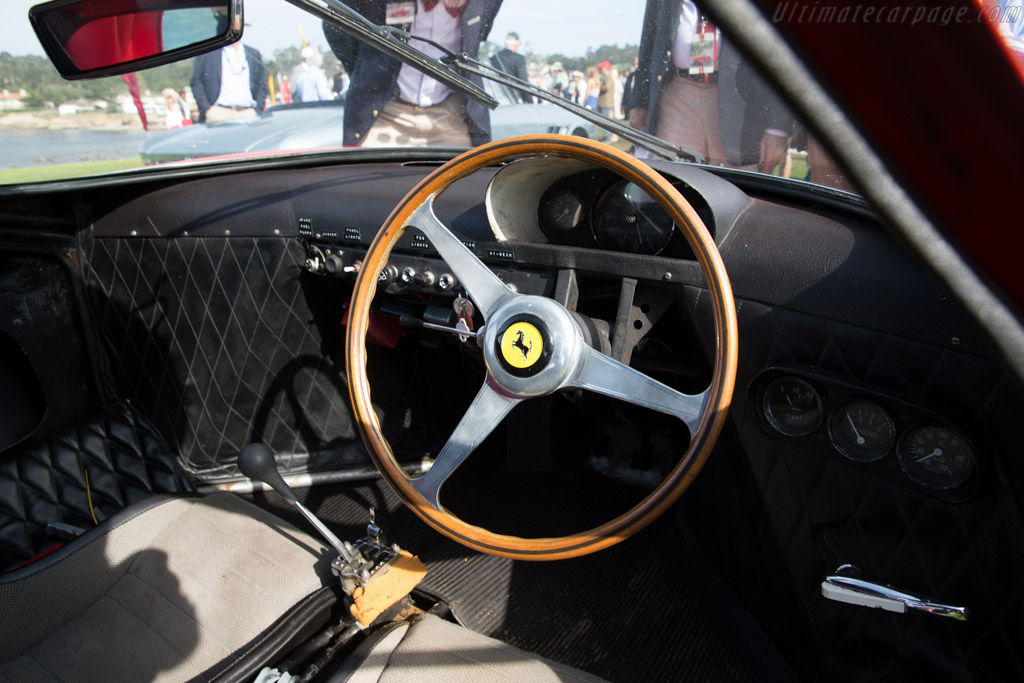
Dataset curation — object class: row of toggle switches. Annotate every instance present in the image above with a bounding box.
[305,245,458,292]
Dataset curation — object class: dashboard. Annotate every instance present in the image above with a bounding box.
[10,152,1019,680]
[85,157,993,504]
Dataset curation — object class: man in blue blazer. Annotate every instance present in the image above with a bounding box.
[325,0,503,148]
[190,42,269,123]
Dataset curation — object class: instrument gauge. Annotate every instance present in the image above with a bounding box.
[762,376,822,437]
[592,180,674,255]
[829,399,895,462]
[539,188,585,233]
[898,423,976,490]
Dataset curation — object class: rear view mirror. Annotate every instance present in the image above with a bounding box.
[29,0,243,80]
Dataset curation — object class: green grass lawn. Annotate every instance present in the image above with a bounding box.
[0,157,144,184]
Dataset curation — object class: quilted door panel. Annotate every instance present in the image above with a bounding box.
[81,234,362,481]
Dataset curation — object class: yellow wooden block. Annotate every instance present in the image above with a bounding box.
[349,550,427,626]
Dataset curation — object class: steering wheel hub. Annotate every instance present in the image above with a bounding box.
[483,296,583,396]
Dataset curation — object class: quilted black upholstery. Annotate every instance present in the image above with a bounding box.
[688,293,1024,682]
[80,234,361,482]
[0,399,194,572]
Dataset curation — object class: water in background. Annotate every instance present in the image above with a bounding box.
[0,128,152,168]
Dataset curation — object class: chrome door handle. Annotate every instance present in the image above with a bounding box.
[821,565,968,621]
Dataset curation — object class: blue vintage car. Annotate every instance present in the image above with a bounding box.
[140,95,600,164]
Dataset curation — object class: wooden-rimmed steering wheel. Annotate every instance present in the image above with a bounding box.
[346,135,737,560]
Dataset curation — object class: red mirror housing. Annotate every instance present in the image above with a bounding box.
[29,0,243,80]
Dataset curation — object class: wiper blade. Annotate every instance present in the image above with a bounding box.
[387,32,702,163]
[283,0,498,110]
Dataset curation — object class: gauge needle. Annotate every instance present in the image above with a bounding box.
[914,448,943,463]
[846,414,866,445]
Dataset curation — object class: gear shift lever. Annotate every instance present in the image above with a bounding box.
[238,443,427,623]
[238,443,355,563]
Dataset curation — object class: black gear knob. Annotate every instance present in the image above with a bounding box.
[238,443,298,503]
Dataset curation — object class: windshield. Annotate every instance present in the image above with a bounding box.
[1,0,1021,190]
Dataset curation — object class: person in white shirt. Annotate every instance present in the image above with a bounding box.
[631,0,802,174]
[162,89,191,130]
[324,0,504,148]
[294,47,333,103]
[190,40,268,122]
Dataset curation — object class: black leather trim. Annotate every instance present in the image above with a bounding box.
[208,583,342,683]
[0,399,195,572]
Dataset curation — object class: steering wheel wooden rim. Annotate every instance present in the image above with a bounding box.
[346,134,737,560]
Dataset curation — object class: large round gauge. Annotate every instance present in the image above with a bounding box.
[762,376,823,437]
[829,399,895,462]
[898,423,976,490]
[539,188,585,233]
[592,180,674,255]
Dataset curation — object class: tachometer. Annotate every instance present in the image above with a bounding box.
[592,180,674,254]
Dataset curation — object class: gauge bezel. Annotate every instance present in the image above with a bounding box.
[897,423,976,491]
[538,186,586,235]
[828,399,895,463]
[590,178,676,255]
[761,375,823,437]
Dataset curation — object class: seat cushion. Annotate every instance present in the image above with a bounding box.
[332,614,605,682]
[0,492,337,682]
[0,399,194,571]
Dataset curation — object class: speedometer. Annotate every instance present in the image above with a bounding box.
[592,180,674,255]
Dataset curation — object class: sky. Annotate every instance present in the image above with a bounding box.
[2,0,644,59]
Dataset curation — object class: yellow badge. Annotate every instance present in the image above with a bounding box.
[500,321,543,369]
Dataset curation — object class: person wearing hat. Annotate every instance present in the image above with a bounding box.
[550,62,569,99]
[491,31,529,102]
[294,46,332,103]
[324,0,504,148]
[597,60,618,141]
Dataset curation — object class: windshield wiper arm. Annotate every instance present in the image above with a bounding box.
[284,1,694,160]
[447,54,702,162]
[282,0,498,110]
[387,31,702,163]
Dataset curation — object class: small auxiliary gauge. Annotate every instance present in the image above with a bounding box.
[829,399,895,462]
[539,188,585,233]
[762,376,822,437]
[898,423,976,490]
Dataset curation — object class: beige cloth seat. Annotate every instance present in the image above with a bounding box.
[0,490,605,682]
[332,614,605,682]
[0,493,337,683]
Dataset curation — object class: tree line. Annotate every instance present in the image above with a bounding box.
[0,41,637,110]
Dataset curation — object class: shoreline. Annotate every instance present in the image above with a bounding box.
[0,111,146,131]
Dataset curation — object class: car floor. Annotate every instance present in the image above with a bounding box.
[245,471,801,683]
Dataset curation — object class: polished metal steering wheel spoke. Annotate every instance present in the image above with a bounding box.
[568,346,708,434]
[410,378,522,510]
[407,198,513,319]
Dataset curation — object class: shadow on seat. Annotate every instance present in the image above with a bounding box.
[0,493,339,682]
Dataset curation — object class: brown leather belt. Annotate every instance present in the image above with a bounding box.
[675,66,718,84]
